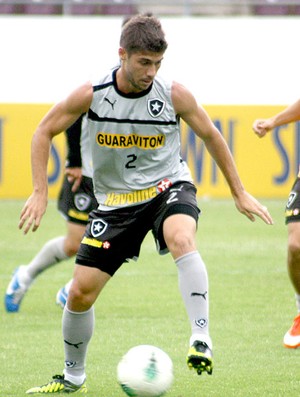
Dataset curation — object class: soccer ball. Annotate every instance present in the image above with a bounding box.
[117,345,174,397]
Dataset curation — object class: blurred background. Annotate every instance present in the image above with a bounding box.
[1,0,300,201]
[0,0,300,16]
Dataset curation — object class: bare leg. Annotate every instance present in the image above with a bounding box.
[283,223,300,348]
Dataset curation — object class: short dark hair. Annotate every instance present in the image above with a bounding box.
[122,12,153,28]
[120,15,168,55]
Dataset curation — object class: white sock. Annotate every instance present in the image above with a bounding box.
[190,334,212,349]
[175,251,212,349]
[26,236,69,279]
[295,293,300,312]
[63,306,95,384]
[13,265,33,290]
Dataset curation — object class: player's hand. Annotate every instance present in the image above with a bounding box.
[234,191,273,225]
[19,193,48,234]
[65,167,82,192]
[252,119,272,138]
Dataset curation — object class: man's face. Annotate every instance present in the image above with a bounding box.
[119,49,164,93]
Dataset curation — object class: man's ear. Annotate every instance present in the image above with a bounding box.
[118,47,127,61]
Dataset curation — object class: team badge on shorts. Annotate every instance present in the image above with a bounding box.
[147,98,165,118]
[91,219,108,238]
[74,193,92,211]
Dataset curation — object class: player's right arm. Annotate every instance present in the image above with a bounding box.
[253,99,300,138]
[171,81,273,225]
[19,82,93,234]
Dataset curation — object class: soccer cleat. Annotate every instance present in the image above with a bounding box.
[187,340,213,375]
[56,287,68,309]
[26,374,87,394]
[5,266,28,312]
[283,314,300,348]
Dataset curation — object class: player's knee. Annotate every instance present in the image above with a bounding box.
[64,240,81,257]
[167,231,195,256]
[68,285,95,311]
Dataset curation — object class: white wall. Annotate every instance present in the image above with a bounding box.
[1,15,300,104]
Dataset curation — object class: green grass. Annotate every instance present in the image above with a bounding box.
[0,198,298,396]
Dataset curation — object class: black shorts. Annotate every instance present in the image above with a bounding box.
[76,181,200,276]
[285,177,300,224]
[58,175,98,225]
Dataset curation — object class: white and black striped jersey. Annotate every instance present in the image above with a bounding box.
[87,67,192,209]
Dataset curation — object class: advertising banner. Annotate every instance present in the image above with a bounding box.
[0,104,65,199]
[0,103,297,199]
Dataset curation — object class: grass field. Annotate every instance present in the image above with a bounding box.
[0,198,299,396]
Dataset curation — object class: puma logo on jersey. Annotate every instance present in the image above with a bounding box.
[104,97,117,109]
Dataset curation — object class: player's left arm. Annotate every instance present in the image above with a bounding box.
[171,81,273,225]
[253,98,300,138]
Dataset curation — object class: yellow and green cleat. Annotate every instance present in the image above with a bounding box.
[187,340,213,375]
[26,374,87,394]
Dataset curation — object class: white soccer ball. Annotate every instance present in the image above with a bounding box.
[117,345,174,397]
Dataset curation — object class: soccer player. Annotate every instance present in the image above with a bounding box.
[253,98,300,349]
[20,15,273,394]
[5,114,97,312]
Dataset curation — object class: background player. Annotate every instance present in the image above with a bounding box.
[5,114,97,312]
[253,98,300,348]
